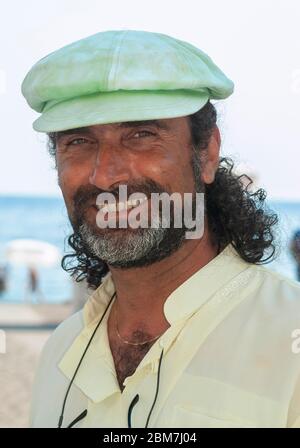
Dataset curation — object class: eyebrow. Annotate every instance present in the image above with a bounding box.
[54,120,169,141]
[118,120,169,130]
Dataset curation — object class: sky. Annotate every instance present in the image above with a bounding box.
[1,0,300,200]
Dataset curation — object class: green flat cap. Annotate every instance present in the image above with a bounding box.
[21,29,234,132]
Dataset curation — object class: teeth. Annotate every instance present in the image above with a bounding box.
[97,198,147,213]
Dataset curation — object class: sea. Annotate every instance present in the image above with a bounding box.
[0,195,299,303]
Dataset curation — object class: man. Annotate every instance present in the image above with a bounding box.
[21,30,300,428]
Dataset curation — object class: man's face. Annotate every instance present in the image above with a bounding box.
[55,117,205,267]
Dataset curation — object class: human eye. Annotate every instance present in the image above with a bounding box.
[66,137,91,146]
[131,130,156,139]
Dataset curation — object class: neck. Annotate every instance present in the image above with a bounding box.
[108,223,220,334]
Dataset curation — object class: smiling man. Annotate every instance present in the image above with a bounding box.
[21,30,300,428]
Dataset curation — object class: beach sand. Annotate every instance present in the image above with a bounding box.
[0,330,51,428]
[0,303,74,428]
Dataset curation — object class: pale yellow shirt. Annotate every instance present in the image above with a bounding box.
[30,244,300,428]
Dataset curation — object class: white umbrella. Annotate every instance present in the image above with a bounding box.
[5,239,61,268]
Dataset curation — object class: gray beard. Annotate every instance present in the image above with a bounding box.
[78,219,186,268]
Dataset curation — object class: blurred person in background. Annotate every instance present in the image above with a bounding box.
[24,266,44,303]
[0,264,7,296]
[290,230,300,281]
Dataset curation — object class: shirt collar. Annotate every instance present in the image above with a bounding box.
[163,243,248,324]
[83,242,249,327]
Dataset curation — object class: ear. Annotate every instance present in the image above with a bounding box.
[200,126,220,184]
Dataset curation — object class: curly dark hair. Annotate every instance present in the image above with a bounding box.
[47,101,279,289]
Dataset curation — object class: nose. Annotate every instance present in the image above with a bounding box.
[88,143,131,191]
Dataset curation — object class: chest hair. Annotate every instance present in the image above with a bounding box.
[109,329,157,391]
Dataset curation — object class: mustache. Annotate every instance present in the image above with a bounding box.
[72,178,171,225]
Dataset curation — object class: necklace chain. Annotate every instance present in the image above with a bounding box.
[114,302,164,346]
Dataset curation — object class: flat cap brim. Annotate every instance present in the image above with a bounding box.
[33,89,210,132]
